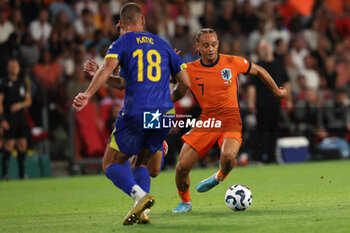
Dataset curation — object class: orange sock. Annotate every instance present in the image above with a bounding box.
[216,169,229,181]
[178,189,191,203]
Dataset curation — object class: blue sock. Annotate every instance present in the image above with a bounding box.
[105,162,136,196]
[160,151,165,170]
[133,166,151,193]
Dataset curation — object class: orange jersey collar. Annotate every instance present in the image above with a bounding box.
[200,54,220,68]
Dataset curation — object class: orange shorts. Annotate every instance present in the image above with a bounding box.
[181,126,242,158]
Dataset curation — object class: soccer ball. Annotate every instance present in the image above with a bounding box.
[225,184,252,211]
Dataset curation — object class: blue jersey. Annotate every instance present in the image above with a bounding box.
[105,31,186,116]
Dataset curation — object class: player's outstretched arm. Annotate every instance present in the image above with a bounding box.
[73,58,119,112]
[171,69,191,103]
[249,63,287,99]
[84,60,126,90]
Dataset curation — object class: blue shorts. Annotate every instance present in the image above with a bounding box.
[109,114,171,156]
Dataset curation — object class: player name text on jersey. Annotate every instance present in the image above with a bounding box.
[136,37,154,45]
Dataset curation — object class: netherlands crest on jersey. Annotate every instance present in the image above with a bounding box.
[221,68,232,81]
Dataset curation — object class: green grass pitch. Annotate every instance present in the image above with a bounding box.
[1,160,350,233]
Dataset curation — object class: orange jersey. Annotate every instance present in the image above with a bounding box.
[186,54,251,125]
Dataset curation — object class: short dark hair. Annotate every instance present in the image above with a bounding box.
[82,8,91,16]
[7,58,19,64]
[274,38,283,47]
[120,2,142,26]
[195,28,217,43]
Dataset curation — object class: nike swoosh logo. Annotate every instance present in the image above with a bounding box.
[195,77,204,80]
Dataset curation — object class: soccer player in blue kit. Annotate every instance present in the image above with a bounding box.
[72,2,190,225]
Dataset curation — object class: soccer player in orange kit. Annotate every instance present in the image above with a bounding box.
[173,28,287,213]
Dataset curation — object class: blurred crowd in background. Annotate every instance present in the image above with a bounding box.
[1,0,350,169]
